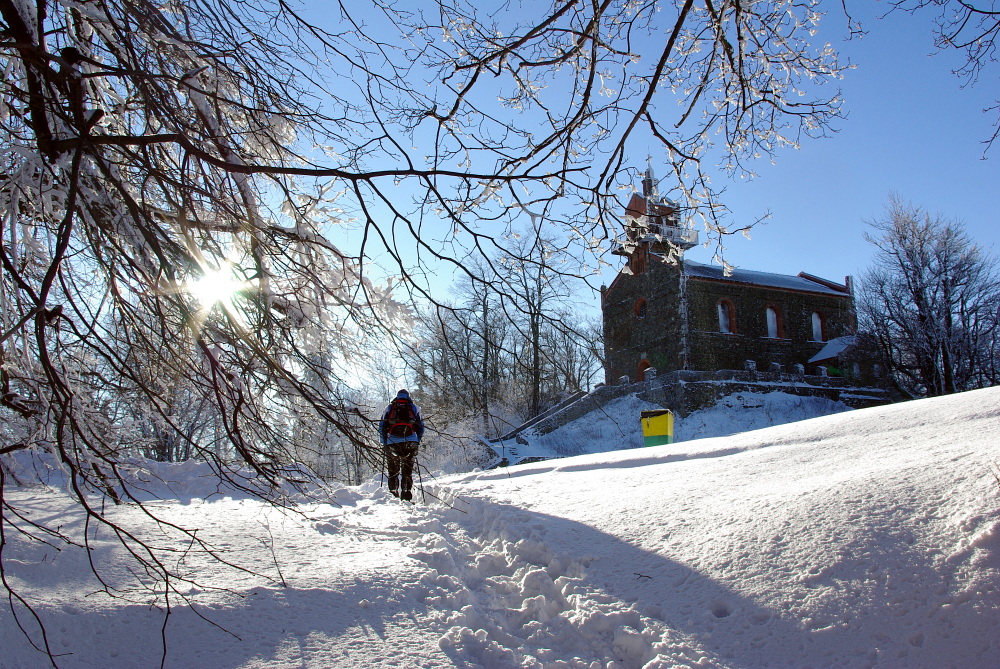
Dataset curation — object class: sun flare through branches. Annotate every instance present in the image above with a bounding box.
[188,265,248,309]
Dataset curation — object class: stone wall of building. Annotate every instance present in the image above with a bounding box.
[686,278,857,373]
[602,255,859,384]
[601,251,684,384]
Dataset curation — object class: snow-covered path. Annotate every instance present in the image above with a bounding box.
[3,388,1000,668]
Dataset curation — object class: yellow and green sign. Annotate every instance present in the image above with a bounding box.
[640,409,674,447]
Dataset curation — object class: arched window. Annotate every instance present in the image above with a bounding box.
[717,299,735,334]
[637,359,652,382]
[766,306,783,338]
[634,298,648,319]
[811,312,825,342]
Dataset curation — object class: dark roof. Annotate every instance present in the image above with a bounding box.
[683,260,851,296]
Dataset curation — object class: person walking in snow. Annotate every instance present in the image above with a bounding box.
[379,389,425,501]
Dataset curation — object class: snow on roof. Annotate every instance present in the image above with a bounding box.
[808,335,856,363]
[684,260,850,296]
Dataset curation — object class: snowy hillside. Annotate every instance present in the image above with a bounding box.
[492,390,855,464]
[3,387,1000,668]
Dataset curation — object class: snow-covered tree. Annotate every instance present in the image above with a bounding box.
[409,253,600,445]
[859,197,1000,397]
[496,225,570,418]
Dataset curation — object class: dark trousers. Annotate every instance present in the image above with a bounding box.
[385,441,418,500]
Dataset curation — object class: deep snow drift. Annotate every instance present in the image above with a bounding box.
[2,387,1000,668]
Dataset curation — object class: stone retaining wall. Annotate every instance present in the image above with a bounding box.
[520,370,889,437]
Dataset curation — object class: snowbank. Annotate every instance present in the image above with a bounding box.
[1,449,334,504]
[2,387,999,668]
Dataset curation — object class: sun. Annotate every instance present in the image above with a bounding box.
[188,265,247,309]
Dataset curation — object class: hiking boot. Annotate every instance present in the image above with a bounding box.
[401,490,412,502]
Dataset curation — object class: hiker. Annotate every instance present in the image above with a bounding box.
[379,389,425,501]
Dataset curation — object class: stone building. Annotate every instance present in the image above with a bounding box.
[601,168,860,385]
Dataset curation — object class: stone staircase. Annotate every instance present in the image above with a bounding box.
[494,390,589,442]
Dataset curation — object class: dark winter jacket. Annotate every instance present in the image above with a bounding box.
[379,390,425,445]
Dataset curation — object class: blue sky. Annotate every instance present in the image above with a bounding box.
[299,2,998,310]
[673,4,1000,289]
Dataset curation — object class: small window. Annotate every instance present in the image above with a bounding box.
[634,298,648,319]
[637,359,652,382]
[717,299,735,334]
[766,306,783,338]
[811,312,825,342]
